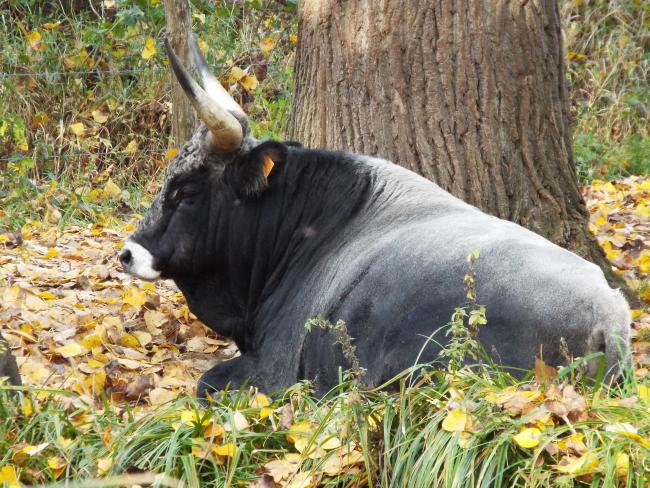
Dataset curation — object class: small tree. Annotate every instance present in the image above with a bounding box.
[163,0,197,145]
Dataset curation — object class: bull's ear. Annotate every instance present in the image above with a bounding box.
[227,141,288,198]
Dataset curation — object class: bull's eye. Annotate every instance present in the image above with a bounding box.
[171,186,199,205]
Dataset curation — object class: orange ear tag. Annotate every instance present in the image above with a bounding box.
[262,155,275,178]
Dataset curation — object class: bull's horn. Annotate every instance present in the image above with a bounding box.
[165,38,243,154]
[189,34,247,122]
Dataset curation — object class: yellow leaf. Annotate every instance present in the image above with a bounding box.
[96,457,112,475]
[87,358,105,368]
[441,408,467,432]
[638,384,650,404]
[638,250,650,274]
[259,36,275,55]
[56,437,73,449]
[121,333,140,348]
[287,421,313,443]
[513,427,542,449]
[605,423,644,443]
[567,51,586,62]
[213,443,237,458]
[251,393,270,408]
[132,330,152,347]
[41,21,61,30]
[44,247,59,259]
[260,407,274,419]
[635,203,650,219]
[197,37,208,53]
[69,122,85,136]
[21,398,33,417]
[0,466,20,488]
[63,55,76,69]
[81,334,103,350]
[141,37,156,60]
[616,452,629,478]
[165,148,178,161]
[103,178,121,198]
[203,422,224,438]
[47,457,66,479]
[554,452,599,475]
[91,110,108,124]
[289,34,298,45]
[319,435,341,450]
[124,139,139,155]
[240,74,259,91]
[38,291,57,300]
[149,387,176,405]
[14,442,49,462]
[227,66,245,84]
[122,287,147,308]
[55,342,86,358]
[26,31,44,51]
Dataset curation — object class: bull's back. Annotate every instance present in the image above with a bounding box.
[301,184,630,388]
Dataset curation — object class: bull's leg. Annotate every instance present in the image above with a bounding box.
[196,354,270,400]
[0,333,21,386]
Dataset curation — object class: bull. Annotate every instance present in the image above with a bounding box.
[120,37,631,398]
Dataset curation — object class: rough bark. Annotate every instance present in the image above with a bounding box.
[163,0,198,146]
[289,0,630,297]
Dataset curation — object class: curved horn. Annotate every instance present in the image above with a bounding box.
[189,34,247,120]
[165,38,243,154]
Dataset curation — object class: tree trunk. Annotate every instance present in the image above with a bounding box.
[289,0,631,297]
[163,0,197,146]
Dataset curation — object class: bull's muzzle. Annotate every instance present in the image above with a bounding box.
[119,240,161,281]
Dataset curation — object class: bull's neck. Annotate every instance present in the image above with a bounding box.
[215,149,377,323]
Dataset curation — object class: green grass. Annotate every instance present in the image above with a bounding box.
[562,0,649,182]
[2,360,649,487]
[0,0,297,230]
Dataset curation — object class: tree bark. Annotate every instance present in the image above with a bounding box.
[289,0,631,297]
[163,0,197,146]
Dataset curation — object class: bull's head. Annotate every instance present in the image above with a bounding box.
[119,35,283,282]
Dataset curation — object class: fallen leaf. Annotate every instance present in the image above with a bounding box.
[96,457,112,475]
[442,408,468,432]
[141,37,156,60]
[0,466,20,488]
[259,37,275,55]
[149,387,176,405]
[69,122,85,137]
[47,456,67,479]
[54,342,86,358]
[26,30,44,51]
[513,427,542,449]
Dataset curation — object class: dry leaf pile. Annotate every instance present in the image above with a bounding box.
[0,219,237,407]
[583,177,650,377]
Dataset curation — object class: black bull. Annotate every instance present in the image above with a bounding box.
[119,38,630,398]
[122,136,631,398]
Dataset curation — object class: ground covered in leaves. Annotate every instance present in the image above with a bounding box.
[0,177,649,487]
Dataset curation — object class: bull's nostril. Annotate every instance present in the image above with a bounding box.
[119,249,133,267]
